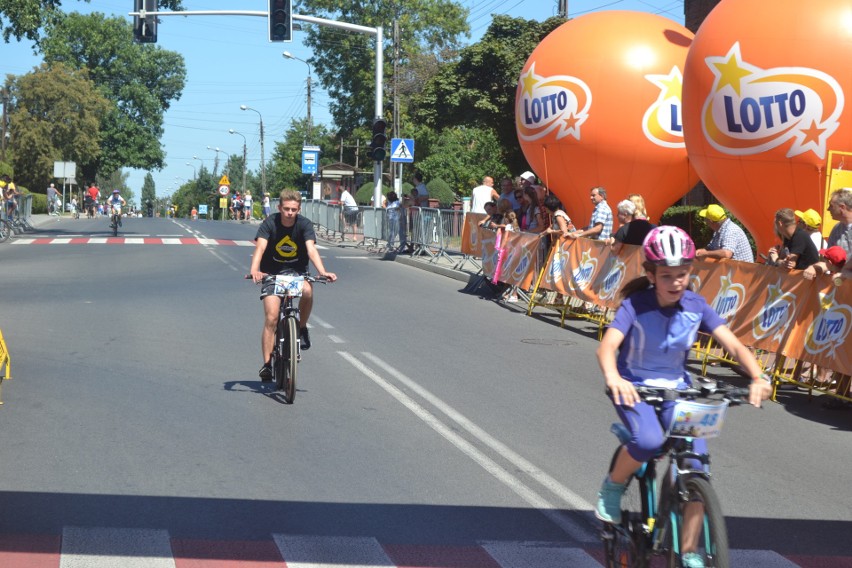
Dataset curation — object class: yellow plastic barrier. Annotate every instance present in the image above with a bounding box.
[0,328,10,405]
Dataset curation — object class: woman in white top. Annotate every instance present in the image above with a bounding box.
[243,191,253,220]
[542,195,574,237]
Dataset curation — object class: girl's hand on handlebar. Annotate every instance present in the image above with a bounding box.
[748,377,773,408]
[607,376,640,407]
[250,270,266,284]
[319,271,337,283]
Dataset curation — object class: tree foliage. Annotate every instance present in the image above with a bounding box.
[6,62,110,191]
[268,118,335,195]
[38,11,186,180]
[294,0,469,134]
[0,0,183,43]
[411,15,565,173]
[141,172,156,206]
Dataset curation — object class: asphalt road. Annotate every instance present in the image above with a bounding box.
[0,214,849,565]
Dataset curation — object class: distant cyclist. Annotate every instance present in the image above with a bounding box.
[107,189,126,228]
[250,189,337,381]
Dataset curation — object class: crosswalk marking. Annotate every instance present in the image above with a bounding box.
[10,237,256,246]
[273,534,392,567]
[60,527,175,568]
[0,530,835,567]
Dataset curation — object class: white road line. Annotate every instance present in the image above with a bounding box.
[362,353,596,517]
[51,238,72,244]
[162,238,182,244]
[272,534,392,568]
[482,541,601,568]
[327,335,345,343]
[310,316,333,329]
[338,352,595,543]
[124,237,145,244]
[60,527,175,568]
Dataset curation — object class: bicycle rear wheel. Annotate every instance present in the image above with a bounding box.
[0,220,11,243]
[666,476,729,568]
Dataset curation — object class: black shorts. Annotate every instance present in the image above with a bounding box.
[344,209,359,223]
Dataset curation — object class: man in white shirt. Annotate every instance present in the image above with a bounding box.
[470,176,499,213]
[340,187,359,230]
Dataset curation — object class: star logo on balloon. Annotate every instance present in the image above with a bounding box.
[643,66,687,148]
[516,62,592,142]
[700,42,843,159]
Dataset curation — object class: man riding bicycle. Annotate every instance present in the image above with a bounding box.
[107,189,126,228]
[250,189,337,381]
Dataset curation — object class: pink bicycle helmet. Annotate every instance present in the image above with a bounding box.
[642,225,696,266]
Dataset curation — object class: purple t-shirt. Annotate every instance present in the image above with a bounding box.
[609,288,725,386]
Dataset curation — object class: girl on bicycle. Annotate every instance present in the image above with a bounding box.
[595,226,771,568]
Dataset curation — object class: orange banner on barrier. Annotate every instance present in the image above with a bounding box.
[535,237,852,374]
[461,213,487,257]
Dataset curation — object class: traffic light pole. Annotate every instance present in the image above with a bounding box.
[128,7,385,206]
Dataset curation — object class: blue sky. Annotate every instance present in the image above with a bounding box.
[0,0,685,202]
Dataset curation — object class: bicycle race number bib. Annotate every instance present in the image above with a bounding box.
[665,400,729,439]
[274,275,304,297]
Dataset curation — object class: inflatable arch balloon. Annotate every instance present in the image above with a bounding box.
[515,11,698,225]
[682,0,852,254]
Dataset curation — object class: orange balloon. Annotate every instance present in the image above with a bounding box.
[516,11,698,225]
[683,0,851,254]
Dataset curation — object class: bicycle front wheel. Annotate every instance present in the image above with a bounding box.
[0,220,11,243]
[275,316,298,403]
[666,476,729,568]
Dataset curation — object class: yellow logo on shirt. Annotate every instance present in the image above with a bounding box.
[274,235,298,260]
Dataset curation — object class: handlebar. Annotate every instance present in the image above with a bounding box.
[607,381,752,406]
[244,273,333,284]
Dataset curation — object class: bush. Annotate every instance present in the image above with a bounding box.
[354,181,392,205]
[425,177,455,207]
[25,189,48,214]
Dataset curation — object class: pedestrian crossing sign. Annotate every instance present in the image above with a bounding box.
[390,138,415,163]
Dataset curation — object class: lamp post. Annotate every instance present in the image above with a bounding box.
[229,129,248,194]
[192,155,204,174]
[186,162,196,179]
[282,51,312,145]
[206,146,227,177]
[240,105,266,197]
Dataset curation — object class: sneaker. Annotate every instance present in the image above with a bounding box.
[595,477,627,524]
[258,363,272,382]
[300,327,311,350]
[681,552,705,568]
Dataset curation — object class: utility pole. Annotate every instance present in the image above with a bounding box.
[558,0,568,18]
[0,88,7,161]
[393,19,401,191]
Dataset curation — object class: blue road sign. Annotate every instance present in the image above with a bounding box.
[390,138,415,163]
[302,146,320,174]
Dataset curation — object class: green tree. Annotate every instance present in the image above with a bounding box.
[411,15,565,173]
[141,172,156,208]
[0,0,183,43]
[38,12,186,180]
[268,118,335,195]
[405,124,510,197]
[295,0,469,134]
[6,62,110,191]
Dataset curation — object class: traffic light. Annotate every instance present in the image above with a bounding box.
[269,0,292,42]
[369,118,387,161]
[133,0,158,43]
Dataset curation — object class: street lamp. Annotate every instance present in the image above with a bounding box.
[282,51,313,144]
[229,129,248,194]
[206,146,227,177]
[240,105,266,197]
[186,162,196,179]
[192,155,204,174]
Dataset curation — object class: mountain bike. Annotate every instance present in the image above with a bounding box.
[109,206,122,237]
[248,273,330,403]
[601,382,751,568]
[0,218,11,243]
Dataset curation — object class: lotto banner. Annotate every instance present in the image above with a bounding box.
[536,238,852,375]
[539,238,644,310]
[477,228,539,289]
[461,214,487,257]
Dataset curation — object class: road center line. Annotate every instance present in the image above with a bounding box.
[337,351,595,543]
